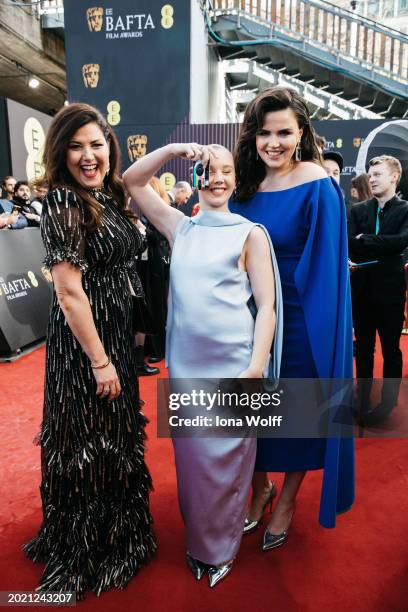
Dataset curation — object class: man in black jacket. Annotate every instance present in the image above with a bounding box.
[348,155,408,425]
[10,181,41,228]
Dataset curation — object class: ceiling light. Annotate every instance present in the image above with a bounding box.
[28,76,40,89]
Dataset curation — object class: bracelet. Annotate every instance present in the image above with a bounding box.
[91,358,111,370]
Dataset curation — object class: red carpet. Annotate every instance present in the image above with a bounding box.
[1,338,407,611]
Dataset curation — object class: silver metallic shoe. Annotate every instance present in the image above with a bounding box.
[186,553,207,580]
[243,481,277,535]
[262,528,289,551]
[262,510,294,551]
[207,561,233,588]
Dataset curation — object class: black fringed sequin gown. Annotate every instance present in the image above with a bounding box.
[24,188,156,598]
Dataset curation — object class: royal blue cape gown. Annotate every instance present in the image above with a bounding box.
[230,177,354,528]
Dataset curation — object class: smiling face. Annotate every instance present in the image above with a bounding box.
[199,147,235,211]
[256,109,303,174]
[66,122,110,189]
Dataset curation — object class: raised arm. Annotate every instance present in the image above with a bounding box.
[123,144,189,242]
[240,226,276,378]
[123,143,216,243]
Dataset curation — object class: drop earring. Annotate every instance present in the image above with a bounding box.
[256,151,259,161]
[295,142,302,162]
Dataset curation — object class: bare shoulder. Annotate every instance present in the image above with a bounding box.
[295,161,327,182]
[247,224,269,249]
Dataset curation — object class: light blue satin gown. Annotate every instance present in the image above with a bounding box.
[166,210,282,565]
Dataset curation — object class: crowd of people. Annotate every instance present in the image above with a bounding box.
[3,87,406,599]
[0,176,47,229]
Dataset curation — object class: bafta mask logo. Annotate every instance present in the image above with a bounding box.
[82,64,100,88]
[127,135,148,162]
[86,7,104,32]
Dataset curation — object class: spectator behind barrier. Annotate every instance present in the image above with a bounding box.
[10,181,41,229]
[0,189,19,229]
[30,178,49,216]
[0,208,19,229]
[0,175,16,201]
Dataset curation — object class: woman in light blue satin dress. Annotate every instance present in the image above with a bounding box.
[124,142,283,587]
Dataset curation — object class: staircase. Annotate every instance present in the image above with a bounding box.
[206,0,408,117]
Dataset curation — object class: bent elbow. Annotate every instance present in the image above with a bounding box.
[123,168,142,190]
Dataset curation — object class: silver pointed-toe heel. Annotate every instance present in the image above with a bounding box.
[207,561,233,588]
[186,553,207,580]
[262,528,289,551]
[243,481,277,535]
[262,510,294,551]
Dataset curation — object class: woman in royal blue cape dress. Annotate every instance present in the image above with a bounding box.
[230,87,354,544]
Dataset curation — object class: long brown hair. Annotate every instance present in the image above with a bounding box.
[351,173,373,202]
[233,87,323,202]
[42,102,133,230]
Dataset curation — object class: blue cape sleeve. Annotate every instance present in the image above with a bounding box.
[294,177,354,527]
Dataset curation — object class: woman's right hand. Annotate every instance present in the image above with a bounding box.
[93,362,121,401]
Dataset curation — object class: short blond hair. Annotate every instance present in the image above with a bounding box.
[368,155,402,183]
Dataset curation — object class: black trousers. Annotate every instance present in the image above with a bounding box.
[352,299,405,410]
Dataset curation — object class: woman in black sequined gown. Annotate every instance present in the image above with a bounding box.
[24,104,156,599]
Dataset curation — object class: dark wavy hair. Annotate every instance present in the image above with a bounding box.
[233,87,323,202]
[351,173,373,202]
[42,102,133,230]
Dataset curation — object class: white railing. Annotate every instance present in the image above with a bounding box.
[37,0,64,16]
[212,0,408,79]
